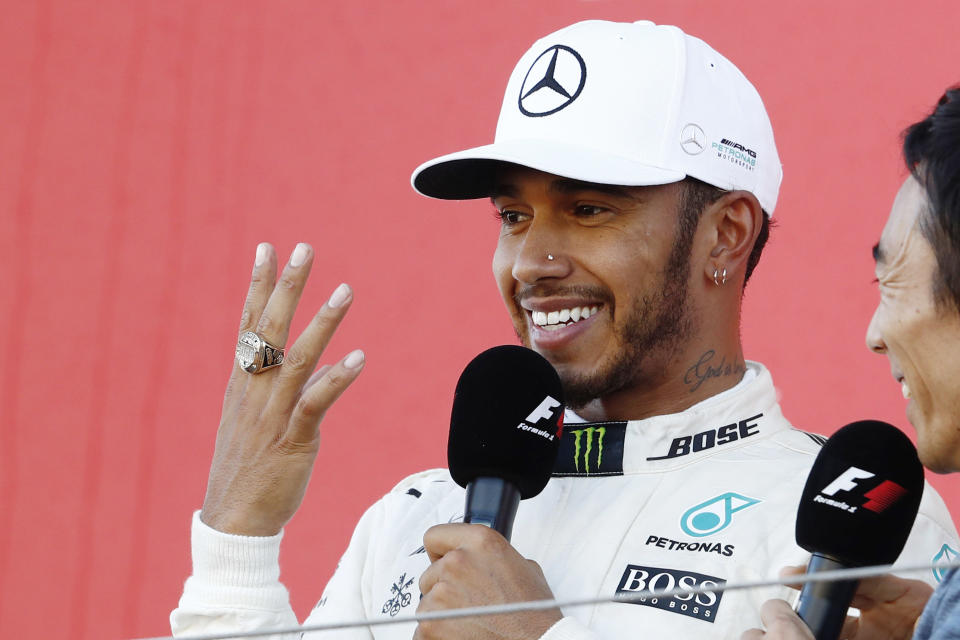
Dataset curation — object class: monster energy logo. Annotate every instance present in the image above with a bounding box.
[572,426,605,473]
[553,421,626,476]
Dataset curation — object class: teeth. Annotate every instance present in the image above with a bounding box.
[531,305,599,327]
[902,381,912,399]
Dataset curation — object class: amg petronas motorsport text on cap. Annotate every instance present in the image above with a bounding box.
[411,20,782,214]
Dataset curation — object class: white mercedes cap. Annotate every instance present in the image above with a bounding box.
[411,20,782,214]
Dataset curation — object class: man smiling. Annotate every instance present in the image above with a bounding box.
[491,171,699,415]
[172,21,957,640]
[488,167,746,419]
[744,87,960,640]
[867,176,960,475]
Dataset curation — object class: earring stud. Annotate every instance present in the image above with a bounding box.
[713,267,728,287]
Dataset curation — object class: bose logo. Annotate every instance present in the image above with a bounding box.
[647,414,762,461]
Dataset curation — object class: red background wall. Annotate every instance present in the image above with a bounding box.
[2,1,959,638]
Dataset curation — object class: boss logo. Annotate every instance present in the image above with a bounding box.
[615,564,725,622]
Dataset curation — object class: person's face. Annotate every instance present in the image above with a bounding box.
[866,176,960,473]
[491,166,697,409]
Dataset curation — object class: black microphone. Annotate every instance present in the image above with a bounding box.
[794,420,924,640]
[447,345,565,541]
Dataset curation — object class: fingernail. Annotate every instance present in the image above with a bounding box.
[328,283,351,308]
[290,243,309,267]
[344,349,364,369]
[255,243,268,267]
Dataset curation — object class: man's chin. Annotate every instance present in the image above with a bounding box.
[514,327,627,407]
[558,368,624,410]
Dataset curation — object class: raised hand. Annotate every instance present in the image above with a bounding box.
[200,242,365,536]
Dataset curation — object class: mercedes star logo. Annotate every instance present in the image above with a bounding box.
[680,124,707,155]
[518,45,586,117]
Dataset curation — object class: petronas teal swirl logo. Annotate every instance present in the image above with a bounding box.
[680,493,760,537]
[572,426,605,474]
[933,544,959,583]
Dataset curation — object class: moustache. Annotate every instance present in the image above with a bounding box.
[514,284,614,308]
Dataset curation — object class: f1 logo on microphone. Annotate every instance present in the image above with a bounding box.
[821,467,874,496]
[516,395,564,440]
[819,466,907,514]
[526,396,561,425]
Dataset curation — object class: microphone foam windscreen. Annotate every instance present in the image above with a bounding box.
[448,345,565,499]
[796,420,924,566]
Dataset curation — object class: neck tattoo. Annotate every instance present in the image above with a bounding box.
[684,349,746,393]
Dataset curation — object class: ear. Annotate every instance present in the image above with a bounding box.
[701,191,764,286]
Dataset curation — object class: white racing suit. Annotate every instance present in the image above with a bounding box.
[172,363,960,639]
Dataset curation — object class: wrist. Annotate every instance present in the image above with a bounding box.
[199,505,284,537]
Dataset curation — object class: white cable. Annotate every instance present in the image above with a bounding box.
[135,560,960,640]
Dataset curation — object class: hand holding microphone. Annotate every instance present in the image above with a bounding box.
[794,420,924,640]
[416,346,566,640]
[744,420,928,640]
[744,569,932,640]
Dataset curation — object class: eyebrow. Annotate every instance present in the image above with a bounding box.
[490,178,640,201]
[872,242,885,264]
[490,184,519,199]
[550,178,639,200]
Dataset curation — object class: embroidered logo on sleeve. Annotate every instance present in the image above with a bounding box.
[381,573,416,617]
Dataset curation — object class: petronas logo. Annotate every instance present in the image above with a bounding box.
[572,426,605,474]
[933,544,959,583]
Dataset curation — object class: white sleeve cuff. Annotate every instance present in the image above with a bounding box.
[181,510,291,611]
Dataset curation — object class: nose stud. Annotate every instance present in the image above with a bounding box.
[547,254,555,261]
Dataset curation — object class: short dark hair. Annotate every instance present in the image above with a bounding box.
[903,87,960,311]
[678,178,771,287]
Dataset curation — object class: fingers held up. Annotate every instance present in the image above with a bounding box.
[203,242,365,536]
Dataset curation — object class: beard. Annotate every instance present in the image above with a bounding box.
[513,225,697,410]
[561,246,695,408]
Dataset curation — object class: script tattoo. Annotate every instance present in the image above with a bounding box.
[684,350,746,393]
